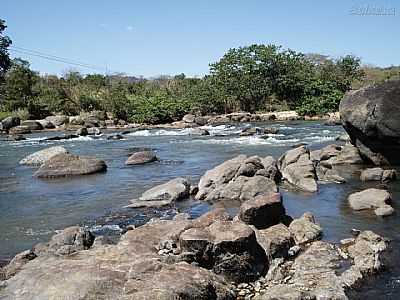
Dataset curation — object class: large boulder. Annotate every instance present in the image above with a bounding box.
[45,115,68,127]
[196,155,279,202]
[179,220,268,282]
[20,120,43,131]
[1,116,20,131]
[33,153,107,178]
[128,177,190,208]
[125,150,158,165]
[19,146,69,166]
[182,113,195,123]
[340,79,400,165]
[239,192,286,229]
[278,146,318,193]
[348,188,393,216]
[36,119,55,129]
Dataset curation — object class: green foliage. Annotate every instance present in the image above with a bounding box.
[0,19,12,83]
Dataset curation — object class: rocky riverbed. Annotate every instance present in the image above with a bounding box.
[0,115,399,299]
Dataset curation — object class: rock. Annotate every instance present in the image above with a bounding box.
[322,144,364,165]
[9,126,31,135]
[87,127,101,135]
[383,169,397,182]
[34,226,95,256]
[255,224,295,260]
[324,112,341,125]
[182,113,195,123]
[348,188,393,216]
[44,134,79,141]
[107,134,124,140]
[191,208,231,228]
[45,115,68,127]
[195,116,208,126]
[75,127,88,136]
[263,127,279,134]
[360,167,396,182]
[179,220,267,282]
[69,116,84,125]
[1,219,234,300]
[1,116,20,131]
[336,133,351,142]
[20,120,43,131]
[33,153,107,178]
[128,177,190,208]
[190,127,210,135]
[0,250,36,280]
[125,150,158,165]
[36,119,55,129]
[289,212,322,244]
[239,192,286,229]
[19,146,69,166]
[196,155,278,202]
[316,164,346,183]
[208,115,230,124]
[8,134,25,141]
[279,146,318,193]
[254,284,313,300]
[375,205,394,217]
[340,79,400,165]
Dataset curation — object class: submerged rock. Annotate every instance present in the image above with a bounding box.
[19,146,69,166]
[348,188,393,216]
[125,150,158,165]
[340,79,400,165]
[128,177,190,208]
[33,153,107,178]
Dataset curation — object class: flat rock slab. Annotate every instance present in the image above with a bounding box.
[19,146,68,166]
[129,177,190,208]
[34,153,107,178]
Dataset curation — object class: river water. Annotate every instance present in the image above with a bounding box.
[0,121,399,299]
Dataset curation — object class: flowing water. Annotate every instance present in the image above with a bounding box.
[0,121,399,299]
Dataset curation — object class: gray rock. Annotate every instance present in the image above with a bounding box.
[45,115,68,127]
[125,150,158,165]
[196,155,278,202]
[9,126,31,135]
[75,127,88,136]
[36,119,55,129]
[19,146,69,166]
[190,127,210,135]
[128,177,190,208]
[1,116,20,131]
[360,167,397,183]
[382,169,397,182]
[239,192,286,229]
[279,146,318,193]
[182,113,195,123]
[255,223,295,260]
[0,250,36,280]
[87,127,101,135]
[194,116,208,126]
[179,220,267,282]
[20,120,43,131]
[348,188,393,216]
[289,212,322,244]
[68,115,84,125]
[340,79,400,165]
[34,153,107,178]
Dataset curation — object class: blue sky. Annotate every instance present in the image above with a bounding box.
[2,0,399,77]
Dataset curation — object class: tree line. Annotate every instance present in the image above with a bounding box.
[1,19,398,124]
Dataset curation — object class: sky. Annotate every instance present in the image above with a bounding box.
[2,0,399,77]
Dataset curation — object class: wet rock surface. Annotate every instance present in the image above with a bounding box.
[19,146,69,166]
[348,188,394,216]
[125,150,158,165]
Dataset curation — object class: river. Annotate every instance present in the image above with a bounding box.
[0,121,399,299]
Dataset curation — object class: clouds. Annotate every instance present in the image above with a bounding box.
[126,25,134,31]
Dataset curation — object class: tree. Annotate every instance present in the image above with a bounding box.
[0,19,12,83]
[2,58,38,111]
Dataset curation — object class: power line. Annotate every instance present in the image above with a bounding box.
[9,46,120,74]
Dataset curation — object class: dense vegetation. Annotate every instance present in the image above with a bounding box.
[0,19,398,124]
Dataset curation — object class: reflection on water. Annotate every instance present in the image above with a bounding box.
[0,121,399,298]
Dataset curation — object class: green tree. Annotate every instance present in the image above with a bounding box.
[0,19,12,83]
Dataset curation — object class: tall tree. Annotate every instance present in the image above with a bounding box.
[0,19,12,83]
